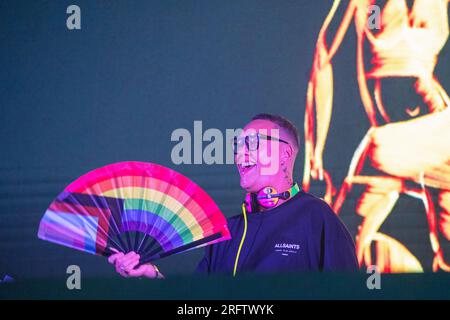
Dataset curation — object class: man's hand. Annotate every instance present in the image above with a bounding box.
[108,251,164,279]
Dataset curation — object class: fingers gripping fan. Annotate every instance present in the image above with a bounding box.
[37,162,231,264]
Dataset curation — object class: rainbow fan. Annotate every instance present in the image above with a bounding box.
[37,161,230,263]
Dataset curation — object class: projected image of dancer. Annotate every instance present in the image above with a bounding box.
[303,0,450,272]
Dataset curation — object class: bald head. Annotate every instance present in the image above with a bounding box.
[251,113,300,152]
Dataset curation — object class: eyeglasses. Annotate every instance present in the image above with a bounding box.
[233,133,289,155]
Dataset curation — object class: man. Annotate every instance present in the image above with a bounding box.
[302,0,450,272]
[109,114,358,278]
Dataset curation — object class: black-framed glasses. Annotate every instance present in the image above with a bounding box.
[233,133,290,155]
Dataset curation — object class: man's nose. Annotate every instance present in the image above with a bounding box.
[235,150,255,163]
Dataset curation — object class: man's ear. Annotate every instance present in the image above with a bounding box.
[281,144,294,162]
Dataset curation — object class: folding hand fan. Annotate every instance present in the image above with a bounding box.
[37,161,231,264]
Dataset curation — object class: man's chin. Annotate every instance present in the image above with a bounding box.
[239,176,258,193]
[239,181,249,191]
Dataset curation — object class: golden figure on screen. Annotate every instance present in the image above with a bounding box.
[303,0,450,272]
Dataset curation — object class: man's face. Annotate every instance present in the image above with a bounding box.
[234,119,289,192]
